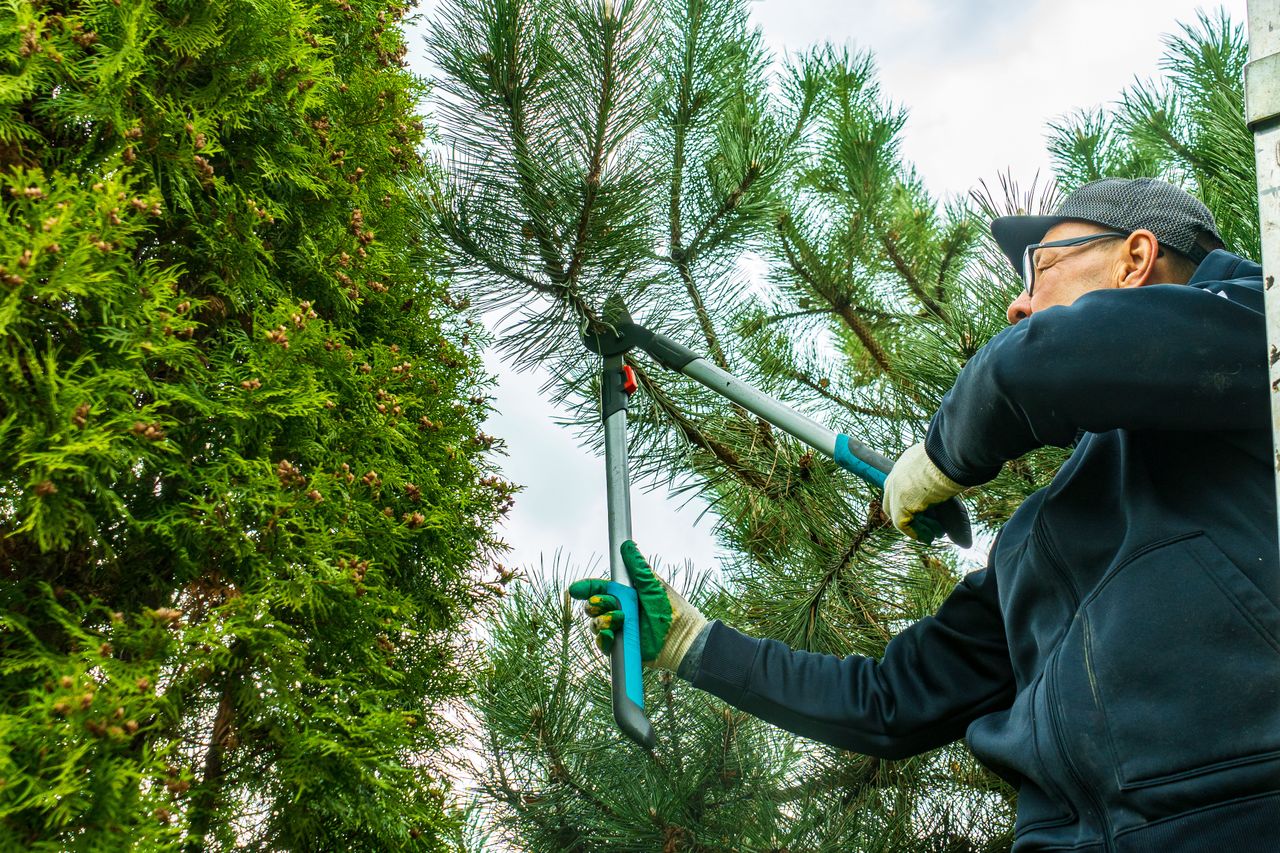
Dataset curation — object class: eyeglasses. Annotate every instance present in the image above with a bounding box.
[1022,232,1128,297]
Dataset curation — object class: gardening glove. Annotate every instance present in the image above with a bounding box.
[567,540,707,672]
[883,442,964,545]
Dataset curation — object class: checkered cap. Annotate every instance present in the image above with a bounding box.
[990,178,1223,273]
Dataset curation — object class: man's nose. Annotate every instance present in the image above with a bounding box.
[1006,290,1031,325]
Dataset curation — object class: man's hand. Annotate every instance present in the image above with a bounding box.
[567,540,707,672]
[883,442,964,545]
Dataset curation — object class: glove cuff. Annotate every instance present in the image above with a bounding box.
[919,444,965,495]
[655,604,708,672]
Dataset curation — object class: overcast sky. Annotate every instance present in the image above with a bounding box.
[408,0,1250,581]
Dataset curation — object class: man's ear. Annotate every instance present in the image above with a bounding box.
[1117,229,1159,288]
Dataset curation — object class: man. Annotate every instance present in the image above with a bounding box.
[570,178,1280,850]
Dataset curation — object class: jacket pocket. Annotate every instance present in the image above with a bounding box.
[1080,532,1280,788]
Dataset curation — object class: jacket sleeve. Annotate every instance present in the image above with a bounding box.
[925,283,1269,486]
[686,564,1014,759]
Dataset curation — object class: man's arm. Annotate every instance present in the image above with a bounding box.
[927,283,1268,486]
[682,564,1014,759]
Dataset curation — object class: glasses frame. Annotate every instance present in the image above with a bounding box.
[1022,231,1128,297]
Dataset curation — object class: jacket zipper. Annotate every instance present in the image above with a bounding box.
[1033,522,1113,850]
[1046,641,1115,852]
[1031,521,1080,609]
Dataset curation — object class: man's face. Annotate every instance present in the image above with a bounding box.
[1005,221,1126,325]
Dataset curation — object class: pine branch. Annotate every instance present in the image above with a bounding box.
[491,57,572,289]
[936,225,968,301]
[665,0,700,259]
[803,511,890,648]
[629,359,776,494]
[434,203,566,298]
[485,724,522,809]
[684,708,746,825]
[879,227,944,318]
[533,717,620,820]
[683,158,762,260]
[648,674,685,786]
[776,221,894,374]
[784,366,910,420]
[563,3,622,289]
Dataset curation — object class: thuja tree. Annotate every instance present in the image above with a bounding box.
[0,1,511,850]
[428,0,1037,849]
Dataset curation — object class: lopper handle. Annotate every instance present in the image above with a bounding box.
[637,334,973,549]
[606,582,655,749]
[599,353,656,750]
[834,434,971,548]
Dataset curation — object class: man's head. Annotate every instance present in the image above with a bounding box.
[991,178,1224,324]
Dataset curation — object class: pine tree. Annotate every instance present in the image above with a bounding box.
[1047,10,1254,257]
[427,2,1255,851]
[0,1,510,849]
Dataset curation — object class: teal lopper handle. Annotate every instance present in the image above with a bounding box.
[605,581,655,749]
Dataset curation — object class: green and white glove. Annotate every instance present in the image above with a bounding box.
[567,540,707,672]
[883,442,965,544]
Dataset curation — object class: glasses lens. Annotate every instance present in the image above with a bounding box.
[1022,247,1035,295]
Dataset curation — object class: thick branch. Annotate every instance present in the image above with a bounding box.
[879,229,944,318]
[667,5,700,260]
[564,10,619,287]
[184,669,240,853]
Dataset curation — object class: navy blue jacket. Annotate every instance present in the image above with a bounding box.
[684,251,1280,850]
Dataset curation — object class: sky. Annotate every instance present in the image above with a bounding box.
[406,0,1251,581]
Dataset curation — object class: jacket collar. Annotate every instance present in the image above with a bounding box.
[1188,249,1261,286]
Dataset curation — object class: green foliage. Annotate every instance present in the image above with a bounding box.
[468,569,1014,852]
[431,0,1019,848]
[0,0,510,849]
[1049,9,1256,258]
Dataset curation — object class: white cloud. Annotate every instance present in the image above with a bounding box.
[747,0,1248,197]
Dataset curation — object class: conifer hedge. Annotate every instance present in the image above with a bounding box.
[0,1,509,849]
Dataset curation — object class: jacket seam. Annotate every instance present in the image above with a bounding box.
[1076,530,1202,609]
[1045,642,1115,851]
[1032,518,1081,609]
[1111,789,1280,838]
[1117,748,1280,790]
[1185,536,1280,655]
